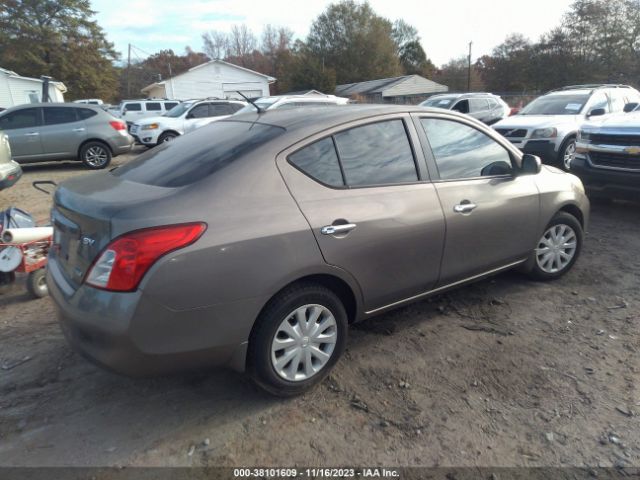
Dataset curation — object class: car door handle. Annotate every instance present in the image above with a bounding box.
[72,128,85,132]
[321,223,357,235]
[453,202,477,214]
[24,132,39,137]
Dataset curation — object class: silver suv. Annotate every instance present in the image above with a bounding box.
[492,84,640,171]
[0,103,134,169]
[420,93,509,125]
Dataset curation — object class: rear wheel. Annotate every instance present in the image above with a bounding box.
[528,212,583,280]
[80,141,111,169]
[26,269,48,298]
[248,283,348,397]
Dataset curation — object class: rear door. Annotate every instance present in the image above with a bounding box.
[40,106,88,158]
[0,107,43,160]
[469,98,491,123]
[277,115,446,312]
[414,114,540,285]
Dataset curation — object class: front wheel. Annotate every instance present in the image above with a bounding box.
[527,212,583,281]
[559,138,576,171]
[248,283,348,397]
[158,132,178,144]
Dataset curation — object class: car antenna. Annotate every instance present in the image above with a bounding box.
[236,91,264,113]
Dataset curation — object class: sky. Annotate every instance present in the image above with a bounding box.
[92,0,574,67]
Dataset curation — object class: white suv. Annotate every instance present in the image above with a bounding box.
[234,94,349,115]
[492,84,640,170]
[112,99,182,128]
[131,99,246,146]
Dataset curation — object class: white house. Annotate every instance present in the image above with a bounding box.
[335,75,448,104]
[0,67,67,109]
[141,60,275,100]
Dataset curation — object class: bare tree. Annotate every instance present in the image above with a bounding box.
[202,30,229,59]
[229,24,257,59]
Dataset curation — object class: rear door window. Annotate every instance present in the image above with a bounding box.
[146,102,162,112]
[77,108,98,120]
[188,104,210,118]
[209,104,232,116]
[113,120,285,187]
[43,107,78,125]
[333,120,418,187]
[0,108,41,130]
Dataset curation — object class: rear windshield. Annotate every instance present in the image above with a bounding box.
[113,120,285,187]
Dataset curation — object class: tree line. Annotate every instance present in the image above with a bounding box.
[1,0,639,102]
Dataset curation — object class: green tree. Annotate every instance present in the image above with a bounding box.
[0,0,119,101]
[305,0,402,84]
[392,19,435,77]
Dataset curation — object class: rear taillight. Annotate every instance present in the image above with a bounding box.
[109,120,126,131]
[85,223,206,292]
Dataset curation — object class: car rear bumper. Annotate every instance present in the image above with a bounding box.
[571,155,640,199]
[47,258,257,376]
[0,163,22,190]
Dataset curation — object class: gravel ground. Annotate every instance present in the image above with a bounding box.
[0,151,638,469]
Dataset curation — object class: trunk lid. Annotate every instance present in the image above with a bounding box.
[50,171,174,290]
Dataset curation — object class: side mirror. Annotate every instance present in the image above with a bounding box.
[588,108,606,117]
[521,154,542,175]
[623,102,638,113]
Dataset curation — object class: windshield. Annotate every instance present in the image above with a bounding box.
[163,102,191,118]
[113,120,285,187]
[234,98,279,115]
[421,97,457,109]
[519,94,589,115]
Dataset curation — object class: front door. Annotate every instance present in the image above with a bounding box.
[0,107,43,160]
[278,116,446,312]
[416,115,540,285]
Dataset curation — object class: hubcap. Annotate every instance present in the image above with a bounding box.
[163,135,175,142]
[535,224,577,274]
[563,141,576,170]
[85,146,108,167]
[271,304,337,382]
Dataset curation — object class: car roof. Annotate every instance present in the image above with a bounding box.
[0,102,105,114]
[229,104,466,134]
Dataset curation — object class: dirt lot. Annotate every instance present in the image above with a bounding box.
[0,151,638,469]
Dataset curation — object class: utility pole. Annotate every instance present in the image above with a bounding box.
[126,43,132,97]
[467,41,472,92]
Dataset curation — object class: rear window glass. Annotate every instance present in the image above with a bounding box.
[113,120,285,187]
[77,108,98,120]
[289,137,344,187]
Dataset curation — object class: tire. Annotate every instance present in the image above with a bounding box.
[158,132,178,144]
[527,212,583,281]
[26,269,48,298]
[80,141,112,169]
[248,282,348,397]
[558,137,576,171]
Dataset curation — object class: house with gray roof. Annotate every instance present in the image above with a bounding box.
[335,74,448,104]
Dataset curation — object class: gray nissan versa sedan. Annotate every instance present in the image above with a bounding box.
[48,105,589,396]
